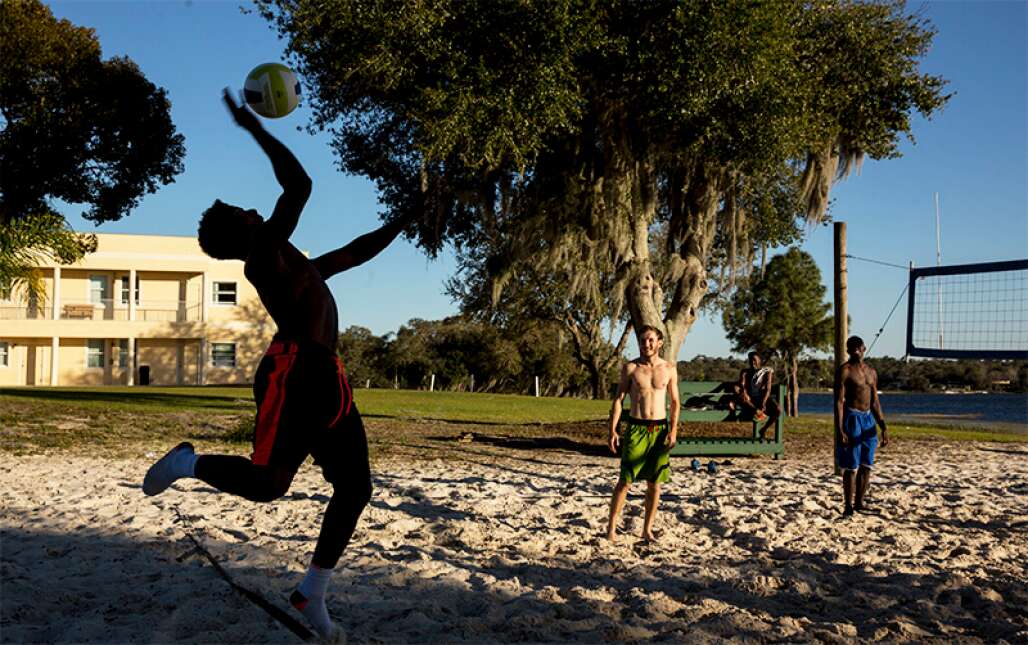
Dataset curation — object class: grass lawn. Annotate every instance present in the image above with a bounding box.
[0,386,1022,459]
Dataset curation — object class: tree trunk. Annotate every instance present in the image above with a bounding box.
[587,365,601,400]
[618,160,719,365]
[658,168,721,362]
[789,354,800,417]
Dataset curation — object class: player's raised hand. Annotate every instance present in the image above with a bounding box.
[222,88,261,132]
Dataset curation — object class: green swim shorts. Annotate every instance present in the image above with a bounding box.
[619,417,671,484]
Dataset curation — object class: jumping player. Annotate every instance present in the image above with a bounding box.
[835,335,889,516]
[143,89,410,640]
[606,325,679,542]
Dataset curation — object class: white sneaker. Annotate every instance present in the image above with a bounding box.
[143,442,194,496]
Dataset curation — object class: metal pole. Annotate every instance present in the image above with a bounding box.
[935,192,943,349]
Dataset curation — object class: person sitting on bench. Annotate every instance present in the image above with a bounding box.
[730,351,780,438]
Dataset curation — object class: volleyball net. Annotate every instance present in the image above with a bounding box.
[906,259,1028,360]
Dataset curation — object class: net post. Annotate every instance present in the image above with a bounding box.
[905,260,917,359]
[833,222,847,476]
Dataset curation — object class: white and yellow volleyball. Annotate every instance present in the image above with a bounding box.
[243,63,300,119]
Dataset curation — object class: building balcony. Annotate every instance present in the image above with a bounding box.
[0,299,203,323]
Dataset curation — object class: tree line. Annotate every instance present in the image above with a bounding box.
[677,355,1028,394]
[337,318,619,398]
[338,319,1028,397]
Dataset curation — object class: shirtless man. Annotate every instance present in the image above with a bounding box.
[143,90,410,640]
[835,336,889,516]
[606,325,680,542]
[735,351,780,439]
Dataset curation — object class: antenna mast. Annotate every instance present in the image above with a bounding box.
[935,192,943,349]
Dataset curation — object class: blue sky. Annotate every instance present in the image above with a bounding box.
[48,1,1027,360]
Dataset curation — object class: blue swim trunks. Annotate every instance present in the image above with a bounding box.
[838,408,878,471]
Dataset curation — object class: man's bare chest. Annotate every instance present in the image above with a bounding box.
[632,366,669,391]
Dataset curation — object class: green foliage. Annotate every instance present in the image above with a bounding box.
[0,212,97,300]
[676,355,1028,393]
[257,0,945,238]
[337,325,391,387]
[258,0,948,357]
[723,248,832,414]
[0,0,185,293]
[338,317,596,397]
[723,248,833,359]
[447,224,628,398]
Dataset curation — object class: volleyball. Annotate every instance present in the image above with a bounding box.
[243,63,300,119]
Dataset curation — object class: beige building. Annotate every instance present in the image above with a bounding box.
[0,233,276,386]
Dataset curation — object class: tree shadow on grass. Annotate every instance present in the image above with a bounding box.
[0,387,250,411]
[426,433,609,458]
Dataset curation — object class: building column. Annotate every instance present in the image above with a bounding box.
[201,272,209,322]
[128,268,136,321]
[198,338,206,385]
[127,337,135,386]
[176,340,185,385]
[52,266,61,320]
[50,336,59,385]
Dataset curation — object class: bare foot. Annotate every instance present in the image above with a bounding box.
[605,529,618,542]
[642,531,658,542]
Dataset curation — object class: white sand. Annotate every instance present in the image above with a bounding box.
[2,443,1027,643]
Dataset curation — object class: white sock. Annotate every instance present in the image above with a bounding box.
[291,565,336,639]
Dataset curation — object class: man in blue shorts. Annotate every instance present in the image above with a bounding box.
[834,336,889,516]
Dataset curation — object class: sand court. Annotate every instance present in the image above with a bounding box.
[2,443,1026,643]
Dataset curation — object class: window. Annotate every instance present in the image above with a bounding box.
[212,282,237,305]
[87,340,106,368]
[211,342,236,368]
[89,276,109,304]
[0,342,8,367]
[118,339,130,368]
[120,276,140,305]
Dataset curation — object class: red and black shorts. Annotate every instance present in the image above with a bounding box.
[251,339,366,485]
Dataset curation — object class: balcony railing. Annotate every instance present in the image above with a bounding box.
[0,303,50,320]
[0,299,203,322]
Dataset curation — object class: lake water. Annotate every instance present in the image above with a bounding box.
[798,392,1028,433]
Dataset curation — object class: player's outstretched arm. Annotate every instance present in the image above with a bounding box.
[222,89,311,243]
[311,216,409,279]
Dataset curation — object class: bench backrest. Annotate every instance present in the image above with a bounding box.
[624,380,725,411]
[678,381,723,395]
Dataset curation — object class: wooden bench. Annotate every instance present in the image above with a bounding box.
[625,380,785,460]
